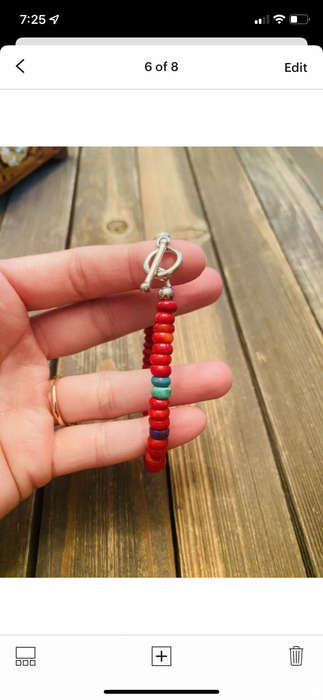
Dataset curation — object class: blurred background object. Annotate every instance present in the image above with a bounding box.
[0,146,67,195]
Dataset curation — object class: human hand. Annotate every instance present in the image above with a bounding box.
[0,240,232,518]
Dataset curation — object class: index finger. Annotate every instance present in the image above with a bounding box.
[0,240,206,311]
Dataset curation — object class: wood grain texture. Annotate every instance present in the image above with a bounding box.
[36,147,176,578]
[0,148,79,258]
[0,494,40,577]
[190,147,323,576]
[282,147,323,210]
[238,147,323,330]
[69,147,144,247]
[138,147,306,577]
[0,149,79,577]
[0,190,10,228]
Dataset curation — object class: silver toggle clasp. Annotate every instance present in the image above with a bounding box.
[140,232,183,294]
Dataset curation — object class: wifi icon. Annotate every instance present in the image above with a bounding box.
[273,14,286,23]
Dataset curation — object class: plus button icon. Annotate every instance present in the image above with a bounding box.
[151,646,172,666]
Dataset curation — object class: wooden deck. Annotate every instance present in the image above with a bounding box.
[0,147,322,578]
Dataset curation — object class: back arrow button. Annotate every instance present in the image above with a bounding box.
[16,59,25,73]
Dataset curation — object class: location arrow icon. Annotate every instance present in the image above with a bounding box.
[16,59,25,73]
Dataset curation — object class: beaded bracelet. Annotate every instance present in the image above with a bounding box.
[140,233,183,473]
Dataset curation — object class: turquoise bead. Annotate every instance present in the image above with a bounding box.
[151,376,171,387]
[151,387,172,399]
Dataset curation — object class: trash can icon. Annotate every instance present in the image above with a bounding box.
[290,646,303,666]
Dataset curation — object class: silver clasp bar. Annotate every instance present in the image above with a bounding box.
[140,233,183,293]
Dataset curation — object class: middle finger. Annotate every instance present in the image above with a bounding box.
[32,267,222,359]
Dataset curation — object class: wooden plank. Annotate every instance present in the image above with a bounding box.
[0,149,79,257]
[0,148,79,577]
[0,190,10,229]
[282,147,323,210]
[137,147,306,577]
[36,147,176,577]
[237,147,323,330]
[68,146,144,247]
[190,146,323,576]
[0,496,42,577]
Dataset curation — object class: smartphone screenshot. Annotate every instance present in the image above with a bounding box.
[0,10,322,700]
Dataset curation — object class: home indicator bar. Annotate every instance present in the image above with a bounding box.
[103,692,220,696]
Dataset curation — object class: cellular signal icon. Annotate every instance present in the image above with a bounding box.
[255,15,270,24]
[273,14,286,23]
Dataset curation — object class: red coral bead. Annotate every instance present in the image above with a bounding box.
[149,398,169,409]
[150,365,172,377]
[152,343,173,355]
[144,451,166,473]
[149,418,170,430]
[149,408,170,420]
[156,300,177,312]
[142,364,150,369]
[152,332,174,344]
[143,349,152,358]
[150,354,172,365]
[154,312,175,324]
[144,325,154,334]
[148,437,168,451]
[148,446,168,459]
[143,341,153,349]
[153,323,175,333]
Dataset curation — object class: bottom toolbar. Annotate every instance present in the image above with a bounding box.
[0,635,321,699]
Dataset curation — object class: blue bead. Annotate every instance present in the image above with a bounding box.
[151,376,171,387]
[149,428,170,440]
[151,387,172,399]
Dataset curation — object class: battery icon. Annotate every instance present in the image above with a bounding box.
[289,14,309,24]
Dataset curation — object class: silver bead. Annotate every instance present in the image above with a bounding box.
[158,285,174,300]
